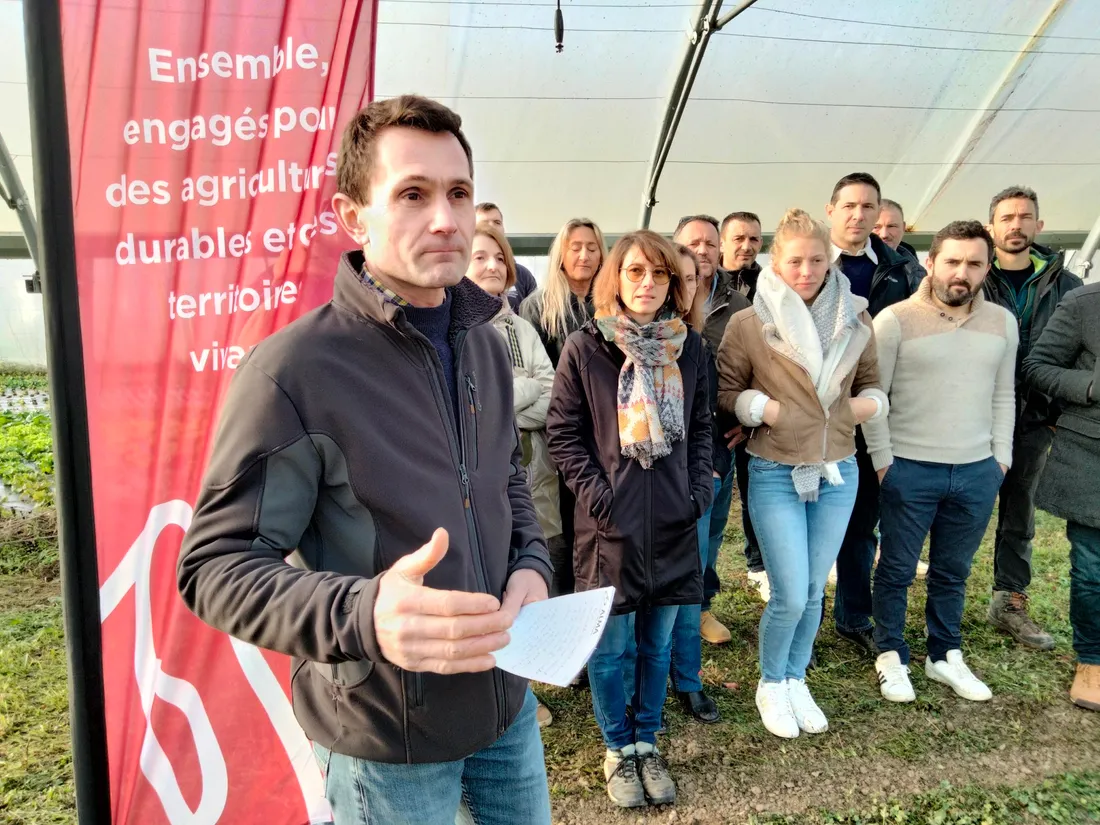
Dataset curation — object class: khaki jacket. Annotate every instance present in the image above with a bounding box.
[716,305,885,465]
[488,304,562,539]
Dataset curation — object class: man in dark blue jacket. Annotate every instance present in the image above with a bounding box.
[983,186,1082,651]
[824,172,924,657]
[476,202,538,310]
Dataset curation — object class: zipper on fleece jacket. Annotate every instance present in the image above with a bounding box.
[407,327,507,737]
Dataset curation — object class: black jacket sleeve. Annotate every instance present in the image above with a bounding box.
[1023,290,1094,406]
[505,418,554,587]
[545,334,614,524]
[687,334,715,517]
[177,359,387,665]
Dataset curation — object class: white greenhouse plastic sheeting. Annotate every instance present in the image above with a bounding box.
[2,0,1099,239]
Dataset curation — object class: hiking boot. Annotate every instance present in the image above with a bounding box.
[635,742,676,805]
[603,746,645,808]
[747,569,771,602]
[837,625,880,657]
[988,591,1055,650]
[786,678,829,733]
[1070,663,1100,712]
[536,701,553,728]
[700,611,731,644]
[876,651,916,703]
[756,679,799,739]
[925,650,992,702]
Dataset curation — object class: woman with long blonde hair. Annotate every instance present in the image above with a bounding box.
[520,218,607,366]
[521,218,608,599]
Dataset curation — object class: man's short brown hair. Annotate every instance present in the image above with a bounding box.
[336,95,474,204]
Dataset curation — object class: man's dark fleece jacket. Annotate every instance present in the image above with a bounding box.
[984,242,1083,426]
[177,251,552,765]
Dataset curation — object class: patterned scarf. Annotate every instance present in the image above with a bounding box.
[754,266,863,501]
[596,311,688,469]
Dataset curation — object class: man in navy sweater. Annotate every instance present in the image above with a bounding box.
[823,172,924,658]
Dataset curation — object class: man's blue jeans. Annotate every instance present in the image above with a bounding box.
[312,688,551,825]
[669,474,722,693]
[590,606,679,749]
[749,455,859,682]
[873,457,1002,663]
[1066,521,1100,666]
[705,469,735,609]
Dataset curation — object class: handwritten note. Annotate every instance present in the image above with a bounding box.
[493,587,615,687]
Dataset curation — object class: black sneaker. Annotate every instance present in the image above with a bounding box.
[836,626,880,657]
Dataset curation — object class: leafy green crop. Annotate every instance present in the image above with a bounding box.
[0,412,55,507]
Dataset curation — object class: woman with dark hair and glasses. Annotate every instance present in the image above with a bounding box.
[547,230,712,809]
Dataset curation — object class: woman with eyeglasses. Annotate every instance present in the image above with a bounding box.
[717,208,888,739]
[547,230,712,809]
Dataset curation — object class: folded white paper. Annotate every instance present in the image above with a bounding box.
[493,587,615,687]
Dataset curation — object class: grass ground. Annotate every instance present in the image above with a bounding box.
[0,367,1096,823]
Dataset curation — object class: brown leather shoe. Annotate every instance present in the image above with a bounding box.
[700,611,731,644]
[1070,663,1100,712]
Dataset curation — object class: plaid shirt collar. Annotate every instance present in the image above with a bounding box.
[360,264,409,308]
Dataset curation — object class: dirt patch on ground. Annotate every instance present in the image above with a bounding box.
[550,702,1100,824]
[0,574,61,612]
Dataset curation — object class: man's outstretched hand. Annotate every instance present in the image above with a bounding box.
[373,529,513,674]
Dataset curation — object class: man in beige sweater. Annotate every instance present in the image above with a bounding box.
[864,220,1017,704]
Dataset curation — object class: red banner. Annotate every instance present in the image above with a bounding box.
[58,2,376,821]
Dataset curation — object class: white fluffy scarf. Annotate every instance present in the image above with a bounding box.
[754,266,869,501]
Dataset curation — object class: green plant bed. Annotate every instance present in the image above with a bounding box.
[0,411,55,508]
[0,370,49,394]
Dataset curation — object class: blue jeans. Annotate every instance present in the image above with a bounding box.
[834,432,878,633]
[749,455,859,682]
[705,469,735,609]
[1066,521,1100,665]
[669,475,721,693]
[590,606,679,749]
[312,688,551,825]
[873,457,1002,663]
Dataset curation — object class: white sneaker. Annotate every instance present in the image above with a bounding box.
[756,680,799,739]
[916,560,929,580]
[747,570,771,602]
[827,562,838,585]
[785,678,828,733]
[925,650,992,702]
[875,651,916,703]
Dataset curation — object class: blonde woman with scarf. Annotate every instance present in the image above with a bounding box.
[717,209,888,740]
[547,230,712,809]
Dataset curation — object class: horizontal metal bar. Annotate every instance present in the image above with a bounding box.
[2,230,1092,263]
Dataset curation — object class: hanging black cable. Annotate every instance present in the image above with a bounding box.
[555,0,564,51]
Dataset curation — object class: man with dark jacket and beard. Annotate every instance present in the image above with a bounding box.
[825,172,924,659]
[177,96,553,825]
[983,185,1082,651]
